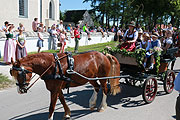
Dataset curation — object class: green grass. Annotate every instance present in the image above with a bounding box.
[29,41,119,55]
[0,73,14,89]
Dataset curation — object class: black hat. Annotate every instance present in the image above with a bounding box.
[128,21,136,27]
[151,32,159,38]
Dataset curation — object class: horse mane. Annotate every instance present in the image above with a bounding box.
[19,52,53,65]
[75,50,96,55]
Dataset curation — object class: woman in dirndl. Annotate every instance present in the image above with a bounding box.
[120,21,138,51]
[3,25,16,64]
[15,28,27,60]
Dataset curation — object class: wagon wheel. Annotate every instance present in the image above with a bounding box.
[163,70,175,94]
[142,76,158,104]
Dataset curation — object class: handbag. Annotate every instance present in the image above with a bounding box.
[57,43,62,47]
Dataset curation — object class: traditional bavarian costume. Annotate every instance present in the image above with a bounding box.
[140,40,151,51]
[146,39,161,57]
[15,34,27,60]
[162,37,173,59]
[3,31,16,63]
[120,29,138,51]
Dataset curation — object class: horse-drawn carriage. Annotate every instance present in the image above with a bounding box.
[112,47,178,103]
[9,46,178,119]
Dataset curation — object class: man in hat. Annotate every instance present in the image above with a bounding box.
[144,32,161,69]
[120,21,138,51]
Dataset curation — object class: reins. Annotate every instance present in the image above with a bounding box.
[26,53,70,91]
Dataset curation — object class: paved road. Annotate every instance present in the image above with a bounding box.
[0,58,179,120]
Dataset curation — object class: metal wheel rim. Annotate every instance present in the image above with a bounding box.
[145,78,157,102]
[165,71,175,93]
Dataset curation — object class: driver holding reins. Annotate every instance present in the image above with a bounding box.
[119,21,138,52]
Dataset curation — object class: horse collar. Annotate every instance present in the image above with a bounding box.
[41,53,74,83]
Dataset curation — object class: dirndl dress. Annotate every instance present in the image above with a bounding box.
[15,34,27,60]
[120,34,136,52]
[3,32,16,63]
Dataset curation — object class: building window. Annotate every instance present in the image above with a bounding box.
[49,1,53,19]
[19,0,28,18]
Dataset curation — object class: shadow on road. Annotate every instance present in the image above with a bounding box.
[9,83,170,120]
[9,109,94,120]
[0,61,7,66]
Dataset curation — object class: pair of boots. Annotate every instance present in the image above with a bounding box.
[144,62,154,70]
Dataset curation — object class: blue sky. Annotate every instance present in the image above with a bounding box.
[60,0,92,12]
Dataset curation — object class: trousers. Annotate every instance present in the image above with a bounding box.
[176,95,180,120]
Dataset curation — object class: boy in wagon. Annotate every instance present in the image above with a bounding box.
[143,32,161,69]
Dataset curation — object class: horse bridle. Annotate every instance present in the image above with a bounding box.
[10,66,32,89]
[10,53,71,93]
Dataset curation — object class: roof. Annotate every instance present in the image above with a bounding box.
[64,10,87,22]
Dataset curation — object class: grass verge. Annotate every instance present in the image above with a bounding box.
[29,41,119,55]
[0,73,14,90]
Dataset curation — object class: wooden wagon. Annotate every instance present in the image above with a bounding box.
[112,47,178,103]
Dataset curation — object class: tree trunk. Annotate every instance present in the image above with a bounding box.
[107,15,110,28]
[171,15,175,26]
[113,16,115,26]
[102,13,104,26]
[106,13,108,27]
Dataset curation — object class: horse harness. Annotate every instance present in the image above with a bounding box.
[41,52,75,88]
[10,52,75,92]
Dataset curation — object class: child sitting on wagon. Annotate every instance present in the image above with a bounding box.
[143,32,161,69]
[140,33,151,51]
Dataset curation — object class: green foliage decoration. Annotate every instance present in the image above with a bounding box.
[102,46,146,66]
[102,46,162,74]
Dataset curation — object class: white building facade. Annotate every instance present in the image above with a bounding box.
[0,0,60,31]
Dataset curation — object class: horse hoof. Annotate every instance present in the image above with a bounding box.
[98,106,107,112]
[90,107,95,111]
[98,108,105,112]
[63,115,71,120]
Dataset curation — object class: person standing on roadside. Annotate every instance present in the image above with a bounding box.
[59,30,67,53]
[83,23,91,40]
[51,25,58,50]
[15,28,27,60]
[2,21,9,33]
[37,27,44,53]
[174,72,180,120]
[58,20,64,32]
[32,18,39,32]
[74,25,80,53]
[3,24,16,64]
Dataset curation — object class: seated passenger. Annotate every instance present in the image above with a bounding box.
[119,21,138,52]
[162,30,173,59]
[144,32,161,69]
[162,30,173,51]
[136,28,143,48]
[140,33,151,51]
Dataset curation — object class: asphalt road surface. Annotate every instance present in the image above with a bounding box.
[0,58,179,120]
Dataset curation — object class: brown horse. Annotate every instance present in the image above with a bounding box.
[10,51,121,120]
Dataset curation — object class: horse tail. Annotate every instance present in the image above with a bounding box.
[106,53,121,96]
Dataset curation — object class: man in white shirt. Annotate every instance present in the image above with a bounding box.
[58,20,64,32]
[2,21,9,32]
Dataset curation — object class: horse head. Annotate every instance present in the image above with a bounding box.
[10,58,33,94]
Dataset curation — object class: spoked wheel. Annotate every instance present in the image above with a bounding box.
[163,70,175,94]
[142,76,158,104]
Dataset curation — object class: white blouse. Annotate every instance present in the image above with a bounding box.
[123,29,138,40]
